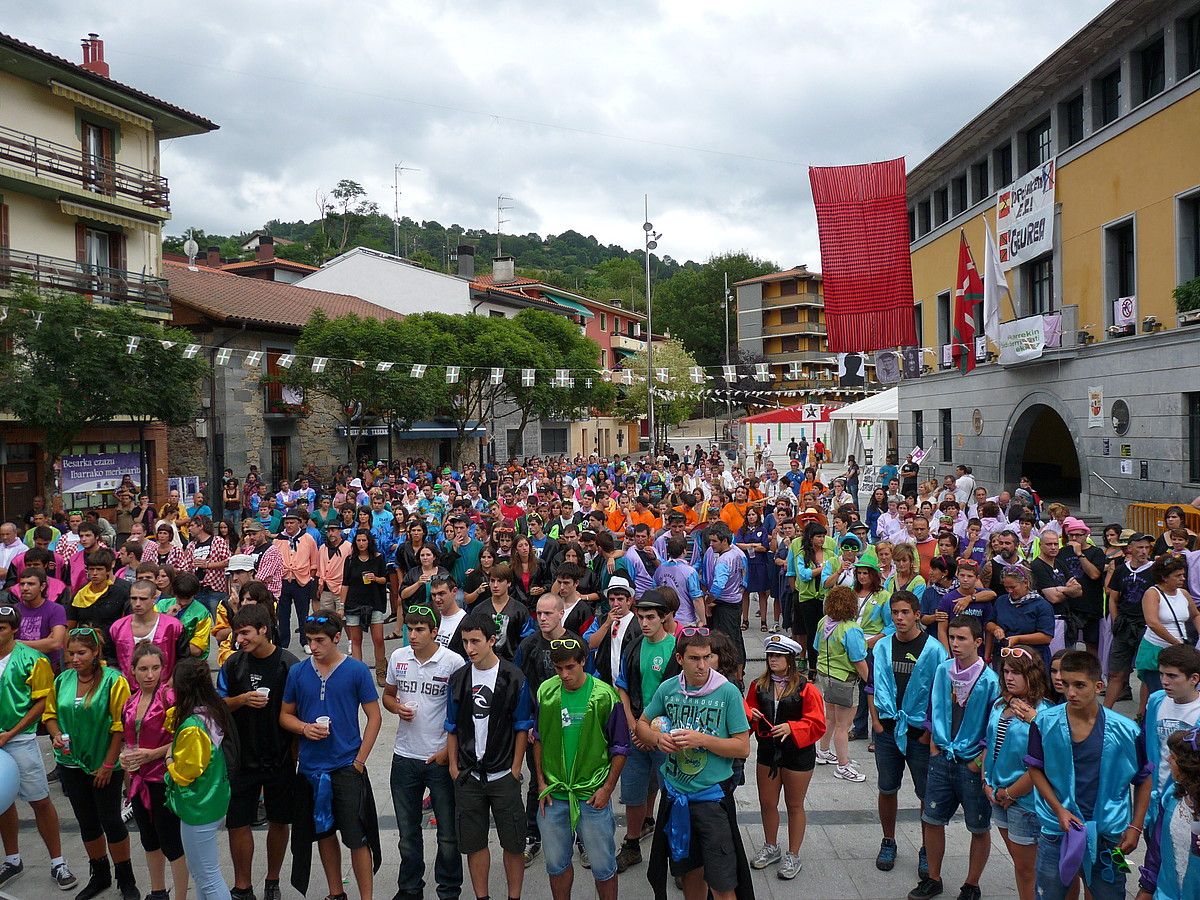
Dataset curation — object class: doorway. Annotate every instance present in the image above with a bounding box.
[270,437,289,483]
[1002,403,1082,504]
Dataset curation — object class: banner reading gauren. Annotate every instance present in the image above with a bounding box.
[996,159,1055,272]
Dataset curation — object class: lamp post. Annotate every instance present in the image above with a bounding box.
[643,195,661,456]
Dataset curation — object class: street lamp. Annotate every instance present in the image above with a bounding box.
[643,196,661,456]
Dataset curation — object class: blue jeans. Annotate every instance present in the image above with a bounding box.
[873,725,930,799]
[390,754,461,900]
[277,580,314,649]
[538,796,618,882]
[1035,832,1126,900]
[180,818,231,900]
[195,587,226,617]
[921,752,991,833]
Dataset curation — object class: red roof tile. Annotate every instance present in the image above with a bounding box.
[471,274,542,288]
[164,260,399,330]
[221,258,320,273]
[733,266,823,287]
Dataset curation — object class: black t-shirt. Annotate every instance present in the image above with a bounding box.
[1110,560,1153,628]
[891,631,931,705]
[342,553,388,614]
[220,646,299,771]
[900,463,919,491]
[1030,557,1070,617]
[516,630,583,697]
[1059,545,1108,618]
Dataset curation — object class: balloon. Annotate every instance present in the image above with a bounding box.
[0,748,19,812]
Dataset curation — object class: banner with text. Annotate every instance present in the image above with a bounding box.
[997,159,1056,272]
[61,452,142,494]
[997,315,1047,364]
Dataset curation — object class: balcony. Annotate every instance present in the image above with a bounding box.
[761,291,823,309]
[763,320,827,337]
[611,332,646,352]
[768,350,837,365]
[0,124,169,211]
[0,248,170,316]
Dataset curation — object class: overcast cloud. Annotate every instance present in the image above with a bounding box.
[9,0,1107,265]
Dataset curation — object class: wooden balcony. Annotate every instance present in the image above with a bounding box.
[0,248,169,315]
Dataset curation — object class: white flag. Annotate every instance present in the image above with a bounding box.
[183,344,201,359]
[159,340,176,350]
[555,369,570,387]
[490,368,504,385]
[125,336,140,354]
[722,365,735,382]
[689,367,704,384]
[617,369,633,386]
[445,366,460,384]
[656,368,669,383]
[215,348,232,366]
[522,369,535,387]
[983,221,1009,341]
[376,361,393,372]
[311,357,328,373]
[410,364,426,378]
[276,354,294,368]
[755,363,770,382]
[244,351,262,367]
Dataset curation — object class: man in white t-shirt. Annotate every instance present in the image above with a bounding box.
[1144,643,1200,799]
[429,575,467,661]
[384,605,466,900]
[953,464,976,505]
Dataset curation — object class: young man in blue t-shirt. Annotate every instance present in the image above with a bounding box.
[280,613,382,900]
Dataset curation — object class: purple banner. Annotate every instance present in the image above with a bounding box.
[60,452,142,494]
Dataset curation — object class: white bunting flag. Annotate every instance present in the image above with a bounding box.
[73,328,81,340]
[522,369,535,387]
[787,362,802,380]
[618,369,633,386]
[376,361,393,372]
[445,366,460,384]
[410,364,426,378]
[722,365,735,382]
[554,369,570,388]
[584,378,592,388]
[311,357,328,373]
[690,367,704,384]
[0,306,7,322]
[215,348,232,366]
[755,363,770,382]
[183,344,201,359]
[244,351,262,367]
[31,311,43,329]
[490,368,504,385]
[655,368,669,383]
[125,336,140,354]
[94,330,107,339]
[159,340,176,350]
[567,376,575,388]
[601,369,612,382]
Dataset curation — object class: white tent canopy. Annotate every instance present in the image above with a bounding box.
[828,388,898,502]
[829,387,899,422]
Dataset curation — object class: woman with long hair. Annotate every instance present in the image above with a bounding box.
[866,487,888,541]
[43,628,138,900]
[341,529,389,683]
[1136,554,1200,701]
[814,585,869,782]
[216,518,240,554]
[165,658,233,900]
[122,643,188,900]
[1138,727,1200,898]
[737,505,774,632]
[464,545,496,609]
[791,521,828,676]
[982,649,1049,900]
[509,534,546,611]
[746,635,826,880]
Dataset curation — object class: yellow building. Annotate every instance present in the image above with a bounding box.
[899,0,1200,520]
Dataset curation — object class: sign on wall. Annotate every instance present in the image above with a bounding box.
[1087,386,1103,428]
[1113,296,1137,327]
[997,159,1056,271]
[60,453,142,494]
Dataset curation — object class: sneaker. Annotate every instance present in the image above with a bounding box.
[955,884,981,900]
[145,891,170,900]
[121,800,134,822]
[907,877,944,900]
[918,845,929,881]
[0,860,23,889]
[750,843,781,869]
[231,888,258,900]
[834,762,866,782]
[615,839,642,873]
[578,842,591,869]
[522,838,541,868]
[815,747,838,765]
[639,816,656,840]
[262,880,282,900]
[51,861,76,890]
[875,838,898,872]
[778,851,803,880]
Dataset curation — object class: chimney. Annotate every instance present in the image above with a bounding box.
[456,244,475,279]
[492,255,515,285]
[80,34,110,77]
[206,246,221,268]
[256,235,275,262]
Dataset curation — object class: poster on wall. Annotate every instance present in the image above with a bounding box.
[168,475,202,499]
[837,352,866,387]
[1087,386,1104,428]
[60,453,142,494]
[874,350,901,384]
[997,158,1056,271]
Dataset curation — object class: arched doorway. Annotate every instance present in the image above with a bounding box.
[1002,402,1082,504]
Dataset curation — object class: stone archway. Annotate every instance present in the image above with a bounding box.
[1001,394,1084,506]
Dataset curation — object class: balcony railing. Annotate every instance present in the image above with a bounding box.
[763,320,827,337]
[0,248,169,312]
[0,124,169,210]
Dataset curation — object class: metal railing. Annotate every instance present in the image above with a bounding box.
[0,123,169,210]
[0,248,170,312]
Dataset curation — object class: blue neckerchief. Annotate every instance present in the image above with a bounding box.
[664,782,725,861]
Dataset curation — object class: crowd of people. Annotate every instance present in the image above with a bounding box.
[0,444,1198,900]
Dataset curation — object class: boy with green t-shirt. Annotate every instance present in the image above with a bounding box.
[532,637,628,900]
[637,628,751,900]
[156,572,212,658]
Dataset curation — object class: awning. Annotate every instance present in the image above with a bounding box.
[828,387,898,422]
[543,292,594,319]
[613,346,638,359]
[396,420,488,440]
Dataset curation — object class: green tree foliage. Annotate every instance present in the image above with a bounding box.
[0,289,208,495]
[615,338,701,430]
[653,252,779,368]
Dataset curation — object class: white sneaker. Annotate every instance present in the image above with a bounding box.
[750,844,781,869]
[834,762,866,782]
[815,748,837,765]
[778,851,803,880]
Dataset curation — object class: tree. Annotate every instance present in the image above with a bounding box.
[615,338,701,435]
[0,289,208,496]
[654,252,779,367]
[329,179,379,254]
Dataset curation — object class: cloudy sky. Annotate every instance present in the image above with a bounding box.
[12,0,1107,265]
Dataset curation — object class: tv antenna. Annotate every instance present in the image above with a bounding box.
[392,162,419,257]
[497,194,514,257]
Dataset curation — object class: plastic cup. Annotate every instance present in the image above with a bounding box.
[315,716,331,733]
[255,687,270,697]
[362,572,373,585]
[403,700,418,711]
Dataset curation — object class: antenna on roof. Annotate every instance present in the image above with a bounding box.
[183,228,199,271]
[497,194,514,258]
[393,162,419,257]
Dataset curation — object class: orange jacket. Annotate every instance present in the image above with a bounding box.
[273,532,319,585]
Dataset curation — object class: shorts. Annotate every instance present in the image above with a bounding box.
[538,795,617,881]
[130,781,184,860]
[1107,623,1141,673]
[227,768,296,829]
[5,736,50,803]
[816,673,858,708]
[345,609,387,627]
[454,771,526,855]
[619,746,666,806]
[316,590,341,615]
[322,765,372,849]
[873,724,930,799]
[1134,638,1166,675]
[1061,613,1100,647]
[991,800,1040,845]
[666,797,739,892]
[921,752,992,833]
[755,737,816,773]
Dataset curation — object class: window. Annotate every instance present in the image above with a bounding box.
[506,429,524,458]
[612,316,620,334]
[780,335,800,352]
[1104,218,1136,318]
[934,188,949,226]
[936,290,952,348]
[1023,117,1052,174]
[994,142,1013,188]
[913,411,924,451]
[1184,11,1200,78]
[779,279,798,297]
[600,312,606,332]
[488,310,505,318]
[1136,36,1166,104]
[940,409,952,462]
[1027,256,1054,314]
[913,301,924,348]
[951,175,968,216]
[541,427,568,455]
[1180,191,1200,282]
[917,200,931,235]
[780,307,799,324]
[971,159,990,203]
[908,209,916,243]
[1189,393,1200,483]
[1096,68,1121,126]
[1063,94,1085,146]
[81,121,114,193]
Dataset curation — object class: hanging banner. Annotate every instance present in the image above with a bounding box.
[60,452,142,494]
[900,347,923,380]
[1088,386,1103,428]
[997,158,1055,271]
[997,315,1046,364]
[874,350,901,384]
[837,352,866,388]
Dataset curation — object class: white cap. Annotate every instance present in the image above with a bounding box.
[604,575,634,597]
[226,554,256,573]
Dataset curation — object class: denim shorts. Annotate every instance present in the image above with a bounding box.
[345,609,387,626]
[873,724,930,799]
[6,735,50,802]
[990,800,1039,845]
[538,796,617,881]
[921,752,992,833]
[619,746,665,807]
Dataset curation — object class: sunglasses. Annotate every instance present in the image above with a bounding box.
[549,638,581,649]
[69,626,99,638]
[1098,847,1130,883]
[305,615,333,624]
[0,606,14,616]
[1000,647,1032,660]
[407,605,438,620]
[679,626,711,637]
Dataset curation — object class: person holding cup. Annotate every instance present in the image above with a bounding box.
[217,604,299,900]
